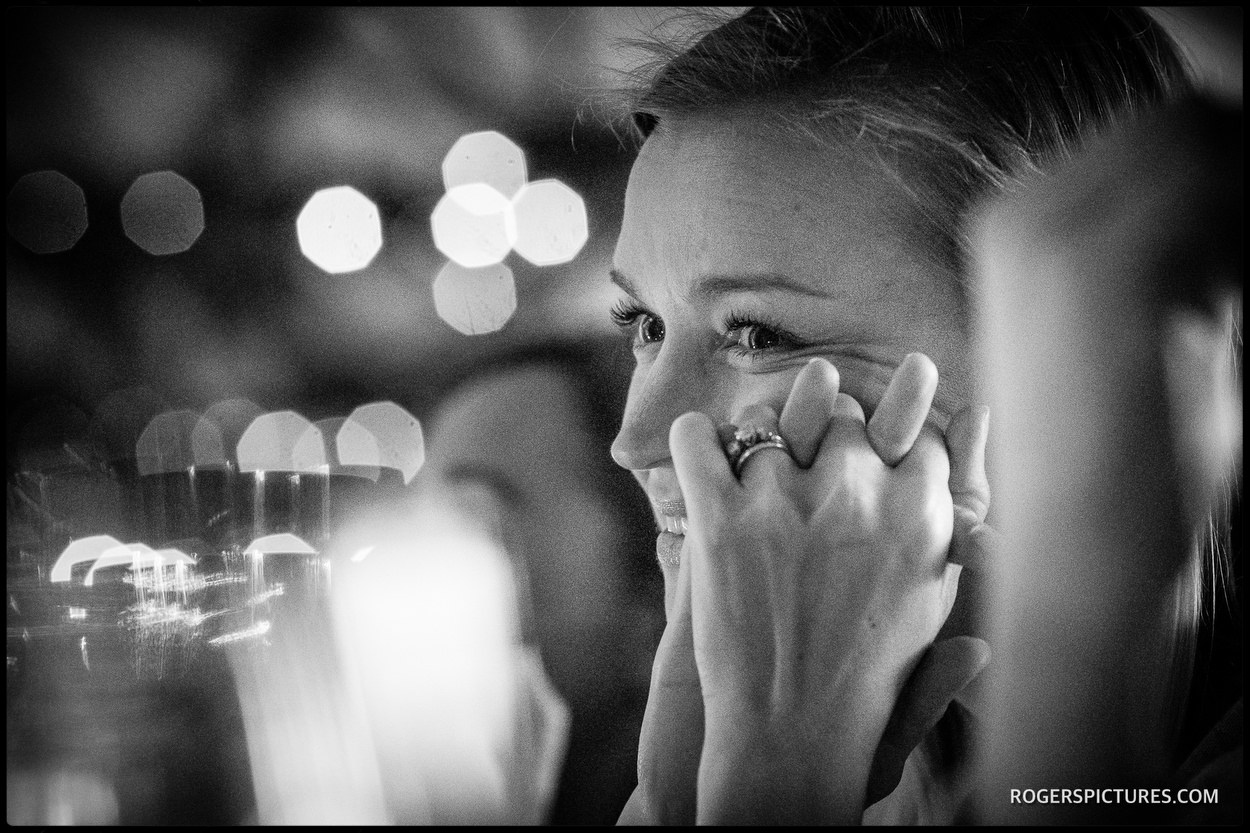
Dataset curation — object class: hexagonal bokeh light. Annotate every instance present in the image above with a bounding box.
[244,533,316,556]
[333,418,381,481]
[237,410,326,473]
[296,185,383,274]
[85,542,194,587]
[7,170,89,254]
[432,261,517,336]
[441,131,527,200]
[121,170,205,255]
[430,183,516,269]
[51,535,125,583]
[511,179,588,266]
[339,401,425,484]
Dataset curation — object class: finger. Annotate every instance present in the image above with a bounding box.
[779,358,840,467]
[670,411,737,522]
[946,405,991,522]
[642,538,702,824]
[947,505,1002,570]
[894,424,952,490]
[831,391,866,424]
[865,636,991,806]
[808,392,867,477]
[867,352,939,466]
[662,535,697,674]
[728,403,794,485]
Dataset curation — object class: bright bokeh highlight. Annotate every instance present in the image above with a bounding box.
[51,535,125,583]
[340,401,425,484]
[334,418,383,481]
[291,422,334,474]
[244,532,317,556]
[84,542,194,587]
[511,179,588,266]
[121,170,205,255]
[306,417,374,480]
[330,518,521,823]
[297,185,383,274]
[7,170,89,254]
[441,131,527,200]
[432,261,517,336]
[136,409,201,475]
[430,183,517,268]
[237,411,325,473]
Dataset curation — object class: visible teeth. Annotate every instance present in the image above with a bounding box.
[662,516,687,535]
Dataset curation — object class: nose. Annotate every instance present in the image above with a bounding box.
[611,351,711,472]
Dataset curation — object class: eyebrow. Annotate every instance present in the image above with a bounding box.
[610,267,830,301]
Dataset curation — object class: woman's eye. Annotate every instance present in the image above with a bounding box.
[723,315,803,361]
[610,300,664,349]
[734,323,782,351]
[637,314,665,345]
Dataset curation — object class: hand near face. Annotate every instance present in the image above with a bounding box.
[618,542,702,825]
[866,402,996,810]
[670,354,960,824]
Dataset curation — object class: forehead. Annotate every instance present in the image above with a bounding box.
[614,114,959,324]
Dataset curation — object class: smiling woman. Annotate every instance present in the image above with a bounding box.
[608,117,974,450]
[603,6,1239,826]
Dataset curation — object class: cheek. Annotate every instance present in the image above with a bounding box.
[724,371,802,420]
[813,355,897,419]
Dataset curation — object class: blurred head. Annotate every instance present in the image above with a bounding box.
[607,7,1186,601]
[415,345,662,823]
[417,343,660,686]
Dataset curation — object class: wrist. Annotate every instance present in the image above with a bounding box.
[698,704,888,825]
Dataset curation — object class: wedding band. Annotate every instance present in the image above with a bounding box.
[724,426,793,477]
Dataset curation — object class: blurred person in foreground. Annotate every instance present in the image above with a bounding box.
[412,341,664,824]
[600,7,1241,824]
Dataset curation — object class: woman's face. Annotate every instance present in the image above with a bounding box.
[610,116,974,601]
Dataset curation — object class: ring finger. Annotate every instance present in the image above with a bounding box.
[726,403,795,487]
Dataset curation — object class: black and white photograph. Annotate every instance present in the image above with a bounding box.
[6,6,1242,825]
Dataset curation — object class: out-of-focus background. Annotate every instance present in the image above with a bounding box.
[7,6,695,419]
[5,5,1241,827]
[6,6,1240,450]
[9,7,715,825]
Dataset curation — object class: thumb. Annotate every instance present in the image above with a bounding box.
[638,539,703,824]
[948,505,1003,570]
[946,405,991,522]
[865,636,991,807]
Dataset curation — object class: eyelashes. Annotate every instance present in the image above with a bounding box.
[610,298,664,348]
[722,310,802,355]
[609,299,804,359]
[609,298,644,330]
